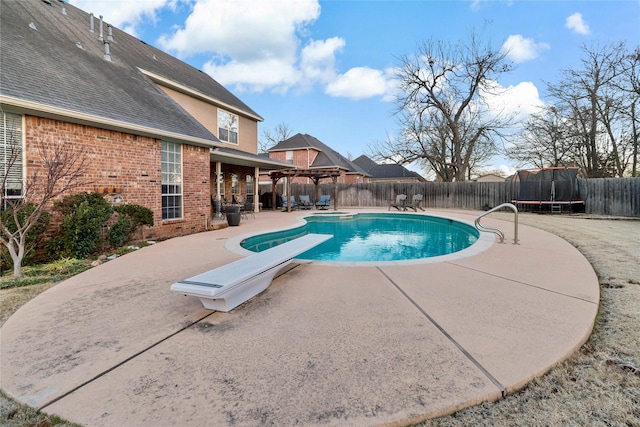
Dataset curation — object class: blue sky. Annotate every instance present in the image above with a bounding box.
[69,0,639,177]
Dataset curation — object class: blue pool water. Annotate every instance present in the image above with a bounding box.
[240,213,479,262]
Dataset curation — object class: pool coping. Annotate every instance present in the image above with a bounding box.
[0,208,600,426]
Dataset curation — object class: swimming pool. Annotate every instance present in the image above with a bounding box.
[240,213,485,263]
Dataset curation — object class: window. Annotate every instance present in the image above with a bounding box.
[231,173,239,195]
[285,150,294,164]
[161,141,182,220]
[246,175,254,195]
[218,110,238,144]
[1,112,23,209]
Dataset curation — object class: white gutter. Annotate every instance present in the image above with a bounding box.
[1,96,222,148]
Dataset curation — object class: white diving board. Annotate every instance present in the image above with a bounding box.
[171,233,332,312]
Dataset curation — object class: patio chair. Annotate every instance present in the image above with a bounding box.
[282,195,298,211]
[405,194,424,212]
[315,194,330,210]
[298,195,312,209]
[389,194,407,211]
[235,195,255,219]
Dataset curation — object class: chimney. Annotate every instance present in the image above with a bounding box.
[107,24,114,42]
[99,15,104,41]
[103,41,111,61]
[89,13,94,33]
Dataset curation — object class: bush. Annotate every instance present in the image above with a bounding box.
[108,204,153,248]
[107,215,133,248]
[0,203,50,271]
[113,204,154,227]
[48,193,113,259]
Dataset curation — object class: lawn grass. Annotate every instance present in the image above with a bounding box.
[0,258,93,290]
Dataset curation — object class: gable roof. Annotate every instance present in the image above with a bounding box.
[353,155,426,181]
[269,133,370,176]
[0,0,262,147]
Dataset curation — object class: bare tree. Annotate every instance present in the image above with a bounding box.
[546,42,631,177]
[618,46,640,176]
[259,122,293,153]
[370,31,514,181]
[507,105,580,168]
[1,136,89,277]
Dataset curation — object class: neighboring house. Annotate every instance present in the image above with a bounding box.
[352,155,426,183]
[264,133,370,185]
[473,174,506,182]
[0,0,288,240]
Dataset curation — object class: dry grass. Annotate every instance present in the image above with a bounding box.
[1,214,638,426]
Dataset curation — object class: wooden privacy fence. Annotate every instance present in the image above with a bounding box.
[261,177,640,217]
[579,178,640,217]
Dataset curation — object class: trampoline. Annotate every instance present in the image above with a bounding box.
[512,167,585,213]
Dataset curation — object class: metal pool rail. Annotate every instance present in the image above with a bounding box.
[475,203,519,244]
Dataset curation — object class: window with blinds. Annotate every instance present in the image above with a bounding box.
[1,112,23,209]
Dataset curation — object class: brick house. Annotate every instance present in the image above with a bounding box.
[0,0,288,240]
[264,133,370,185]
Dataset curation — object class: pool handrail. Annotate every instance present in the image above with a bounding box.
[475,203,519,244]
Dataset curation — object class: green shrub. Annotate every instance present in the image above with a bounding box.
[108,215,133,248]
[0,202,50,271]
[108,204,153,248]
[114,204,154,228]
[48,193,113,259]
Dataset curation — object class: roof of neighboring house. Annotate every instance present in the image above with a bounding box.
[0,0,262,147]
[269,133,370,176]
[473,173,506,182]
[353,155,426,181]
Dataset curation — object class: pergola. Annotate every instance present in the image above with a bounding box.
[268,168,343,212]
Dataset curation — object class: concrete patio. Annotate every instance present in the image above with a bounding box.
[0,209,599,426]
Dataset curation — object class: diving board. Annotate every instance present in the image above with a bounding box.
[171,233,332,312]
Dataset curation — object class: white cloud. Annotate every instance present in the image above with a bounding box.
[325,67,392,100]
[69,0,178,37]
[300,37,346,85]
[483,80,544,129]
[565,12,591,35]
[158,0,320,60]
[501,34,550,64]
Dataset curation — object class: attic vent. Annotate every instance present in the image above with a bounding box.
[29,22,38,31]
[41,0,52,5]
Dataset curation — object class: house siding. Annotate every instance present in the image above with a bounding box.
[24,116,210,241]
[158,85,259,155]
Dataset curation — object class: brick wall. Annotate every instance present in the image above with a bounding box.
[24,116,211,241]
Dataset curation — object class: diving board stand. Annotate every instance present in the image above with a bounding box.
[171,233,332,312]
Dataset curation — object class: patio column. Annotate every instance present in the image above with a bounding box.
[215,162,222,202]
[253,166,259,213]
